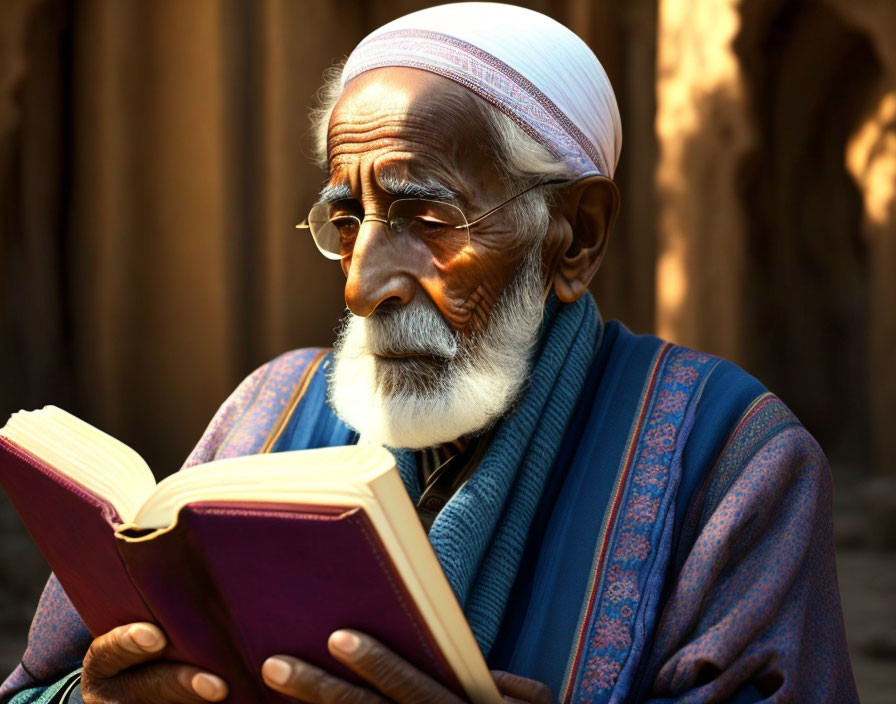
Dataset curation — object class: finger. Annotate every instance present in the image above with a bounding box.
[92,662,228,704]
[83,623,167,679]
[263,654,387,703]
[134,662,228,703]
[327,630,463,704]
[491,670,555,704]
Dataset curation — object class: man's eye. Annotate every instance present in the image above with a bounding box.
[330,217,359,239]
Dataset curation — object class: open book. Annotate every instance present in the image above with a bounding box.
[0,406,501,704]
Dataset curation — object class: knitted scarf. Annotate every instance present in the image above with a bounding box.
[393,293,601,655]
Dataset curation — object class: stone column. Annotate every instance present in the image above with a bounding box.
[846,91,896,475]
[829,0,896,475]
[68,0,239,472]
[654,0,754,364]
[253,0,361,361]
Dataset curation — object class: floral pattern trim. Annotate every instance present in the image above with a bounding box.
[565,345,718,702]
[559,343,669,702]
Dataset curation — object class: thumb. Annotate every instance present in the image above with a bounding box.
[83,623,166,679]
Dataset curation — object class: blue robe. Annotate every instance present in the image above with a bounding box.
[1,295,858,703]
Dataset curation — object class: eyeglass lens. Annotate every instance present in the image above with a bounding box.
[307,199,470,261]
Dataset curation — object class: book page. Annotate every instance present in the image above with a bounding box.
[0,406,157,522]
[131,445,394,530]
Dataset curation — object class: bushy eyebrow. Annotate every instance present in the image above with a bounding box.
[377,174,458,202]
[316,176,458,205]
[317,183,353,204]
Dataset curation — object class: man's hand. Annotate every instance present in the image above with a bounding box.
[80,623,228,704]
[261,629,555,703]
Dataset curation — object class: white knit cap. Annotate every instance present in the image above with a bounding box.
[341,2,622,177]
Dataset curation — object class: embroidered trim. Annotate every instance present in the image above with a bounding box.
[565,346,717,702]
[691,393,798,533]
[560,343,670,702]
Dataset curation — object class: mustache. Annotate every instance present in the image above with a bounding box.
[351,297,459,359]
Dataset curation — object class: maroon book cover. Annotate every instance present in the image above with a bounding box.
[0,438,464,703]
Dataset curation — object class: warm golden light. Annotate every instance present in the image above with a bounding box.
[654,0,752,359]
[655,0,743,142]
[656,246,687,315]
[847,91,896,227]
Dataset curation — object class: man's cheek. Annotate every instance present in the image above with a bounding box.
[435,279,502,336]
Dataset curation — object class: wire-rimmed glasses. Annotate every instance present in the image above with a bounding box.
[301,198,470,262]
[297,177,573,262]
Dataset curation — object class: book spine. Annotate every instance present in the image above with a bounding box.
[114,512,282,703]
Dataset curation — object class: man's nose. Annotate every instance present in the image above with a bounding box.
[343,219,417,317]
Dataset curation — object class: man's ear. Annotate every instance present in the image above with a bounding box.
[543,175,620,303]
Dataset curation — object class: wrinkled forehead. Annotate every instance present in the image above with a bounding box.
[326,68,496,184]
[329,68,485,137]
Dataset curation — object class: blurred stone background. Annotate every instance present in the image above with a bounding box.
[0,0,894,701]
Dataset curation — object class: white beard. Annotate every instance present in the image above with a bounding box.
[328,249,546,449]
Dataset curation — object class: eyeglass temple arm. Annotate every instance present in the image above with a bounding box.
[463,178,571,229]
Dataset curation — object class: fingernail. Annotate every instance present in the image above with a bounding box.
[262,657,292,686]
[127,624,162,651]
[192,673,226,702]
[330,630,360,654]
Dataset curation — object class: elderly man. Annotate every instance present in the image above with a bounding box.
[2,3,858,704]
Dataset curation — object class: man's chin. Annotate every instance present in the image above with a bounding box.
[328,349,509,449]
[373,353,451,395]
